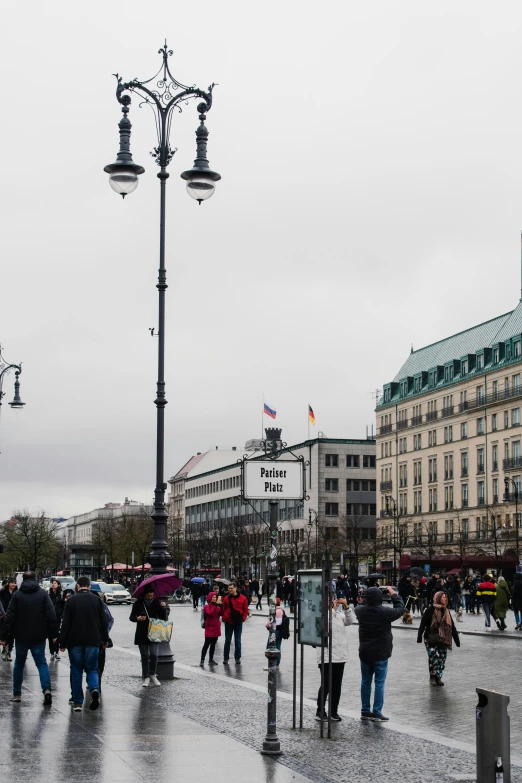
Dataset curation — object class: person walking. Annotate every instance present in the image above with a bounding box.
[494,576,510,631]
[94,591,114,693]
[476,574,496,630]
[316,597,355,722]
[130,585,168,687]
[417,590,460,686]
[513,573,522,630]
[200,591,222,666]
[221,582,249,665]
[0,578,17,662]
[354,586,404,721]
[462,576,472,613]
[256,580,264,611]
[59,576,109,711]
[190,581,200,611]
[0,571,57,705]
[418,578,428,614]
[48,578,64,661]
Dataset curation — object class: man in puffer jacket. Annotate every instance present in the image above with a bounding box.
[354,587,404,722]
[315,597,355,722]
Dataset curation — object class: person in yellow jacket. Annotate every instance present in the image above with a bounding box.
[476,574,496,631]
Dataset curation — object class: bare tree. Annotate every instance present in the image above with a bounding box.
[1,511,60,573]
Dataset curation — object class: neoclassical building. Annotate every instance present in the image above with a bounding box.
[375,299,522,577]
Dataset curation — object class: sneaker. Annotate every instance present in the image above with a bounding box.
[331,714,342,722]
[208,660,218,665]
[222,660,229,665]
[150,675,161,687]
[360,711,373,720]
[89,690,100,711]
[235,659,241,665]
[72,703,82,712]
[43,689,52,706]
[1,649,6,661]
[315,711,328,721]
[68,697,74,704]
[142,677,150,687]
[199,661,205,668]
[9,694,21,702]
[371,711,389,722]
[434,678,444,687]
[6,654,12,661]
[55,654,60,661]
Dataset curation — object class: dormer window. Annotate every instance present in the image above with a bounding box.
[506,343,512,361]
[492,348,499,365]
[461,359,468,375]
[477,353,484,370]
[444,365,454,382]
[401,380,408,397]
[514,340,521,358]
[414,376,422,393]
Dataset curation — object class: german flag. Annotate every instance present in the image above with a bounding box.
[308,404,315,425]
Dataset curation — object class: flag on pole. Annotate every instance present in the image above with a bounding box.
[308,404,315,425]
[264,402,277,419]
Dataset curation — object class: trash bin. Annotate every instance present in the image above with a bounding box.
[476,687,510,783]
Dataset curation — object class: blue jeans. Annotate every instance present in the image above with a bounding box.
[360,659,389,714]
[514,609,521,626]
[69,646,100,704]
[482,603,492,627]
[223,623,242,661]
[13,641,51,695]
[266,629,282,666]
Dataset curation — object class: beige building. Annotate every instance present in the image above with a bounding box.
[376,300,522,577]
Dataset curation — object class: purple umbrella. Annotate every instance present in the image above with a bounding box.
[133,573,183,599]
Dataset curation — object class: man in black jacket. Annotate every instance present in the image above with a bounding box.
[0,572,57,705]
[354,587,404,722]
[59,575,108,711]
[0,578,17,661]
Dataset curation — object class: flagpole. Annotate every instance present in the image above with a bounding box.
[262,393,264,439]
[307,403,310,441]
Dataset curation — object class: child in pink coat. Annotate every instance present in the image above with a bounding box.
[200,592,222,667]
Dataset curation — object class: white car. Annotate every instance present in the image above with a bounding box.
[103,584,132,605]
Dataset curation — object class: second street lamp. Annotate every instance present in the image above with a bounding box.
[104,43,220,678]
[384,494,398,584]
[0,345,25,426]
[503,477,520,566]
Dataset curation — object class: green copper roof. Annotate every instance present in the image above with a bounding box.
[392,307,516,382]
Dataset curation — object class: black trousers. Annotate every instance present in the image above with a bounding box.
[317,662,345,714]
[201,636,218,662]
[192,595,199,609]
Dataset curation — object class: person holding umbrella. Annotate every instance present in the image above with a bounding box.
[190,577,205,611]
[130,585,168,687]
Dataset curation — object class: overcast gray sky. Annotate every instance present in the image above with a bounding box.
[2,1,522,520]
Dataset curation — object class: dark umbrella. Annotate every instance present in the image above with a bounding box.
[190,577,205,583]
[133,573,183,599]
[367,573,385,580]
[410,567,426,577]
[213,577,231,586]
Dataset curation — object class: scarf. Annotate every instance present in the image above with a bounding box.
[430,591,453,648]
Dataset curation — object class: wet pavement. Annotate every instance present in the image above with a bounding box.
[2,603,521,783]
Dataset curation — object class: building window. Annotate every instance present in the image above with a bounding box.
[477,418,484,435]
[346,455,360,468]
[444,485,454,510]
[513,408,521,426]
[444,426,453,443]
[429,370,438,387]
[413,522,422,544]
[325,478,339,492]
[445,519,454,543]
[492,413,498,432]
[477,353,484,370]
[461,484,468,507]
[505,411,510,429]
[428,429,437,447]
[515,341,521,358]
[461,421,468,439]
[461,359,468,375]
[477,481,485,505]
[325,503,339,516]
[506,343,512,361]
[413,433,422,450]
[429,457,437,482]
[429,488,437,512]
[363,455,375,468]
[493,349,499,365]
[325,454,338,467]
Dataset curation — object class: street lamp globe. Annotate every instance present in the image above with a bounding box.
[181,169,220,204]
[108,166,141,197]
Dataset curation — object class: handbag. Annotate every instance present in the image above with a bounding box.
[144,604,173,643]
[426,632,443,647]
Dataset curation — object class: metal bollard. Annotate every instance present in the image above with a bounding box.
[476,687,510,783]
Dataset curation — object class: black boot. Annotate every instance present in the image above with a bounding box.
[434,677,445,686]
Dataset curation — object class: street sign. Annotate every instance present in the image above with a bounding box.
[243,459,304,500]
[358,561,368,577]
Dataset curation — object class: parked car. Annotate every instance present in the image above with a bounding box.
[91,582,132,604]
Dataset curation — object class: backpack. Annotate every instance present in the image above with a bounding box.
[279,611,290,640]
[200,606,206,628]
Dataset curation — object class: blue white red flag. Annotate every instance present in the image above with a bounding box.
[263,402,277,419]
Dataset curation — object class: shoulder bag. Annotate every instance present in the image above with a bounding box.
[144,603,173,643]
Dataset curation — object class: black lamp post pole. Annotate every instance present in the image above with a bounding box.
[104,44,220,679]
[385,495,398,585]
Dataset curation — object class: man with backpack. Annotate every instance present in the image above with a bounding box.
[221,582,249,665]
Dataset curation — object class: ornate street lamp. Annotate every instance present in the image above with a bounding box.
[384,494,398,584]
[0,345,25,417]
[104,43,220,678]
[503,477,520,566]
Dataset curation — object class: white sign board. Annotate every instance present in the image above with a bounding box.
[243,460,304,500]
[358,561,369,577]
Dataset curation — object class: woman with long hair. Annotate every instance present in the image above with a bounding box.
[417,591,460,686]
[48,578,64,661]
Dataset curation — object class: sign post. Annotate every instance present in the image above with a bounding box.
[241,427,306,757]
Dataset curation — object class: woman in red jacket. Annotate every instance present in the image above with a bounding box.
[200,592,222,667]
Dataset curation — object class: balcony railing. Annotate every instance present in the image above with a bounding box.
[461,467,468,477]
[428,473,437,483]
[477,463,485,474]
[462,499,468,508]
[493,494,499,504]
[441,406,454,418]
[478,497,485,506]
[492,461,498,472]
[379,424,393,435]
[413,477,422,485]
[380,481,392,492]
[411,415,423,427]
[504,492,520,503]
[396,419,408,431]
[399,479,407,488]
[503,457,522,470]
[461,432,468,439]
[444,470,454,480]
[426,411,438,422]
[459,401,469,412]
